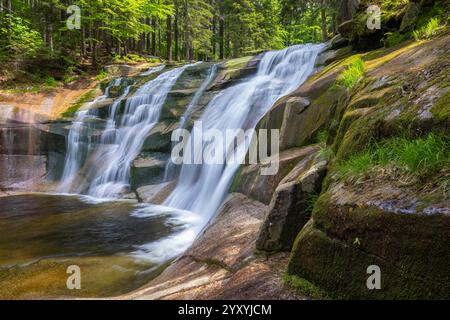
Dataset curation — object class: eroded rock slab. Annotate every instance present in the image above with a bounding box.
[125,193,299,300]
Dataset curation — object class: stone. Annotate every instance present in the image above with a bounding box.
[330,34,349,50]
[233,146,321,205]
[288,181,450,299]
[315,46,353,68]
[130,152,170,189]
[400,2,420,33]
[136,180,177,204]
[256,155,327,252]
[104,65,138,77]
[127,193,298,300]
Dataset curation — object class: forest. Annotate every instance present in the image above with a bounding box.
[0,0,341,83]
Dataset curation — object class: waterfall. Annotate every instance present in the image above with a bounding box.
[133,44,323,262]
[140,64,166,76]
[164,63,218,181]
[59,63,199,198]
[164,44,323,224]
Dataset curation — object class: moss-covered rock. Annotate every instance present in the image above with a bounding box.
[288,179,450,299]
[256,153,327,252]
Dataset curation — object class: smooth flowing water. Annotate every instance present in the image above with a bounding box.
[164,63,218,181]
[59,63,199,197]
[136,44,323,259]
[164,44,323,220]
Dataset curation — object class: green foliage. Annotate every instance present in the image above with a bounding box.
[337,58,366,89]
[384,32,410,48]
[43,76,58,88]
[282,272,329,299]
[337,134,450,180]
[0,15,43,62]
[413,17,445,40]
[95,70,109,82]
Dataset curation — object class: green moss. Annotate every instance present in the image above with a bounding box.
[61,89,97,118]
[223,56,253,70]
[282,272,329,299]
[229,166,243,193]
[430,90,450,121]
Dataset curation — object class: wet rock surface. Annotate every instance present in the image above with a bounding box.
[126,193,299,300]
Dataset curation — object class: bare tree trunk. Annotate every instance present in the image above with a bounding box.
[167,15,173,61]
[174,1,180,61]
[151,18,157,56]
[321,1,328,42]
[184,0,190,60]
[219,16,224,60]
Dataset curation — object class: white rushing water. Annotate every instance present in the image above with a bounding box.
[164,63,218,181]
[134,44,323,262]
[59,45,322,263]
[59,63,199,197]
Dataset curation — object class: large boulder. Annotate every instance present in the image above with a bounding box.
[257,69,348,153]
[256,155,327,252]
[288,181,450,299]
[130,152,169,189]
[399,1,420,33]
[232,146,321,205]
[136,180,177,204]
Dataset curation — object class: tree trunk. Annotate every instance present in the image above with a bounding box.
[81,27,86,56]
[219,16,224,60]
[184,0,190,60]
[151,18,157,56]
[174,2,180,61]
[166,16,173,61]
[321,1,328,42]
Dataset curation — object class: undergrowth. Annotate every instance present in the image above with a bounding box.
[336,57,365,90]
[337,134,450,182]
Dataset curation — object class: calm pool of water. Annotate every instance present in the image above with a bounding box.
[0,193,186,299]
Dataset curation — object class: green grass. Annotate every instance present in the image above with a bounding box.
[384,31,410,48]
[95,70,109,81]
[61,89,97,118]
[413,18,445,40]
[336,57,365,90]
[337,134,450,180]
[282,272,329,299]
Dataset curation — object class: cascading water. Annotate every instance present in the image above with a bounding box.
[133,44,323,262]
[164,63,218,181]
[140,64,166,76]
[59,63,199,198]
[59,77,132,193]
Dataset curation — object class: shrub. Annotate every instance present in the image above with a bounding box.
[384,32,410,48]
[43,76,58,88]
[337,58,366,90]
[413,17,444,40]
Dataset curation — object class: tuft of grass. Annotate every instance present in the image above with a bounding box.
[314,130,328,144]
[413,17,445,40]
[384,31,410,48]
[337,57,365,90]
[282,272,329,299]
[61,89,97,118]
[95,70,109,81]
[337,134,450,180]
